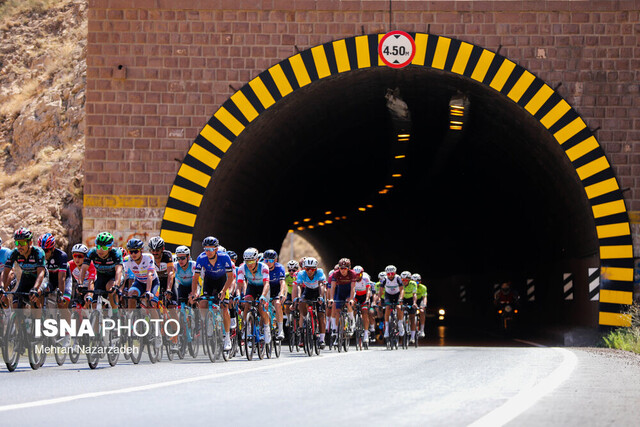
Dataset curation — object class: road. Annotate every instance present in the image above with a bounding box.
[1,331,640,426]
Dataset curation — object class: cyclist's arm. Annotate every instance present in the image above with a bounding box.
[146,269,154,293]
[221,270,233,296]
[278,278,286,298]
[114,264,123,290]
[167,261,175,290]
[320,282,326,300]
[261,279,270,299]
[1,266,11,290]
[329,279,336,300]
[191,271,200,296]
[35,266,46,292]
[350,279,356,300]
[399,285,404,302]
[79,263,89,288]
[292,280,298,300]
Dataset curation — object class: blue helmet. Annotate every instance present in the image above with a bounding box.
[202,236,219,248]
[126,238,144,250]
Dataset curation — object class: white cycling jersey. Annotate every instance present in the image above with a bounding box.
[382,274,403,295]
[354,272,371,296]
[124,253,158,283]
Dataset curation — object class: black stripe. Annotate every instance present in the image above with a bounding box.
[601,280,635,292]
[191,136,226,161]
[160,219,194,235]
[600,258,635,269]
[222,98,249,127]
[547,108,578,135]
[443,38,462,71]
[572,146,607,171]
[515,77,545,108]
[181,153,215,177]
[322,41,339,76]
[589,189,625,207]
[257,70,283,104]
[482,55,505,85]
[165,242,178,252]
[280,56,300,91]
[560,128,595,153]
[173,175,206,194]
[462,45,483,77]
[367,34,379,68]
[424,34,439,68]
[206,116,238,143]
[533,92,563,122]
[240,85,266,115]
[499,65,525,96]
[594,212,630,227]
[599,303,629,313]
[344,36,359,70]
[599,235,634,247]
[166,197,199,215]
[300,48,320,82]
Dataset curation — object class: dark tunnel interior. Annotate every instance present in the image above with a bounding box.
[193,66,601,331]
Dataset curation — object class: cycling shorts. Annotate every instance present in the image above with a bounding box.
[355,294,369,307]
[95,273,116,292]
[15,276,38,307]
[384,293,400,306]
[334,284,351,309]
[269,282,281,299]
[202,275,226,297]
[177,285,191,303]
[301,286,320,302]
[245,284,264,301]
[130,278,160,303]
[403,297,416,314]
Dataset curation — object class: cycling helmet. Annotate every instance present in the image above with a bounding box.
[338,258,351,268]
[334,264,339,271]
[263,249,278,261]
[400,271,412,280]
[202,236,219,248]
[411,273,421,282]
[175,245,190,257]
[243,247,260,261]
[303,257,318,269]
[385,265,397,274]
[378,272,386,281]
[148,236,165,251]
[14,227,33,241]
[38,233,56,250]
[258,252,264,262]
[353,265,364,275]
[95,232,114,246]
[72,243,89,254]
[126,238,144,250]
[287,260,299,271]
[227,250,238,262]
[0,236,3,245]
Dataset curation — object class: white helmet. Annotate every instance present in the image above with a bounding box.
[243,247,260,261]
[411,273,421,282]
[218,245,226,253]
[400,271,412,280]
[303,257,318,269]
[175,245,190,256]
[287,260,299,271]
[378,272,386,281]
[353,265,364,275]
[385,265,397,274]
[72,243,89,254]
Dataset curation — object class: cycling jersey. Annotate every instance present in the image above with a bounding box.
[285,272,297,294]
[268,262,286,288]
[382,275,403,295]
[237,262,270,287]
[296,268,326,290]
[416,283,427,300]
[331,269,357,286]
[154,250,173,280]
[375,282,385,299]
[175,260,196,287]
[354,272,371,296]
[402,280,417,298]
[68,260,96,287]
[6,247,46,278]
[84,247,123,276]
[0,247,11,270]
[124,253,158,283]
[45,248,70,287]
[194,252,233,280]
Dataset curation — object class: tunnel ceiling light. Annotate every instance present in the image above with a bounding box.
[307,225,315,229]
[366,204,373,208]
[449,94,469,132]
[358,207,366,212]
[325,220,333,224]
[342,216,347,220]
[392,173,402,178]
[297,226,305,231]
[379,189,388,194]
[397,133,410,138]
[439,309,445,315]
[394,155,406,159]
[397,138,410,142]
[303,218,311,222]
[318,222,325,226]
[385,185,393,188]
[293,221,299,225]
[324,211,332,215]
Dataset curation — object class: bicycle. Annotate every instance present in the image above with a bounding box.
[333,300,351,353]
[266,297,282,359]
[196,295,224,363]
[385,302,400,350]
[42,287,68,366]
[299,299,323,357]
[240,299,267,361]
[68,287,93,364]
[353,302,367,351]
[284,301,301,353]
[178,298,200,359]
[157,293,183,362]
[2,290,46,371]
[124,294,160,364]
[85,289,123,368]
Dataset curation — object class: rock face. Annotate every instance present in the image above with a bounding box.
[0,0,86,251]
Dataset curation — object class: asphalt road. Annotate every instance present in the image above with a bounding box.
[1,333,640,426]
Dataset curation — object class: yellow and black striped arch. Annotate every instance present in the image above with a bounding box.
[160,33,634,327]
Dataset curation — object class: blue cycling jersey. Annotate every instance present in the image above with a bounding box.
[194,252,233,280]
[0,247,11,270]
[296,268,326,290]
[175,260,196,287]
[268,262,286,287]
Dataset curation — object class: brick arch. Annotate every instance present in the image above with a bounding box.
[159,33,634,327]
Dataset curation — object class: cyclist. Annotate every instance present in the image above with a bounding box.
[38,233,72,344]
[0,236,13,286]
[122,238,160,307]
[381,265,405,339]
[294,257,327,349]
[329,258,357,341]
[68,244,96,308]
[352,265,373,342]
[400,271,418,343]
[148,236,176,307]
[413,273,427,338]
[1,228,47,308]
[284,260,299,321]
[263,249,286,340]
[236,247,271,345]
[80,232,123,309]
[174,245,196,306]
[192,236,235,351]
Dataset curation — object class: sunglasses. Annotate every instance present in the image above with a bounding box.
[288,269,298,273]
[305,267,316,270]
[339,267,349,270]
[176,256,187,261]
[204,247,217,252]
[97,245,112,251]
[129,249,140,254]
[15,240,30,246]
[265,259,275,263]
[72,254,85,259]
[245,259,256,264]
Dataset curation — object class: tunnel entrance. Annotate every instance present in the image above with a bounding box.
[161,33,634,330]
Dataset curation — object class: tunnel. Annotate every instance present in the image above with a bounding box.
[162,34,634,332]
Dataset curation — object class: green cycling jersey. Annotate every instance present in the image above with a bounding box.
[285,272,296,294]
[402,280,417,299]
[416,283,427,300]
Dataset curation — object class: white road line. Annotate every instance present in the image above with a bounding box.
[0,351,361,413]
[512,338,547,348]
[468,347,578,427]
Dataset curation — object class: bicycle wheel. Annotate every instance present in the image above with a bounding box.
[273,322,281,358]
[106,324,120,367]
[187,309,200,358]
[337,314,344,353]
[343,314,351,352]
[237,313,245,357]
[257,322,265,360]
[304,316,313,357]
[129,311,143,364]
[355,313,363,351]
[86,310,102,369]
[287,320,295,353]
[177,311,187,360]
[49,312,67,366]
[204,310,217,363]
[2,312,20,372]
[244,311,255,361]
[68,310,81,364]
[313,314,320,355]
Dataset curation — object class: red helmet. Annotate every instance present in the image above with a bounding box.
[38,233,56,250]
[338,258,351,268]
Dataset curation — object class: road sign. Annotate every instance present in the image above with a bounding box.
[378,31,416,69]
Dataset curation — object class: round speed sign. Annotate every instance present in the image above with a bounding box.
[378,31,416,69]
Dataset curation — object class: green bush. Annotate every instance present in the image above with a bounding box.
[603,304,640,354]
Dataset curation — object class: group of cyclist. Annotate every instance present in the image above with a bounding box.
[0,227,429,356]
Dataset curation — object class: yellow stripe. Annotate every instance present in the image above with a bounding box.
[411,33,428,66]
[163,207,197,227]
[592,199,626,219]
[230,91,259,122]
[333,39,351,73]
[596,222,631,239]
[524,84,554,115]
[585,178,619,199]
[489,59,516,91]
[565,136,599,162]
[600,245,633,259]
[83,195,166,208]
[160,229,193,247]
[600,290,633,305]
[213,107,244,137]
[200,124,232,153]
[432,36,451,70]
[311,45,331,78]
[553,116,586,144]
[470,50,495,82]
[355,35,370,68]
[248,77,275,109]
[189,143,221,170]
[289,54,312,87]
[576,156,610,180]
[507,71,535,103]
[169,186,203,207]
[268,64,293,98]
[451,42,473,75]
[601,266,634,282]
[540,100,571,129]
[599,312,632,327]
[177,163,211,189]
